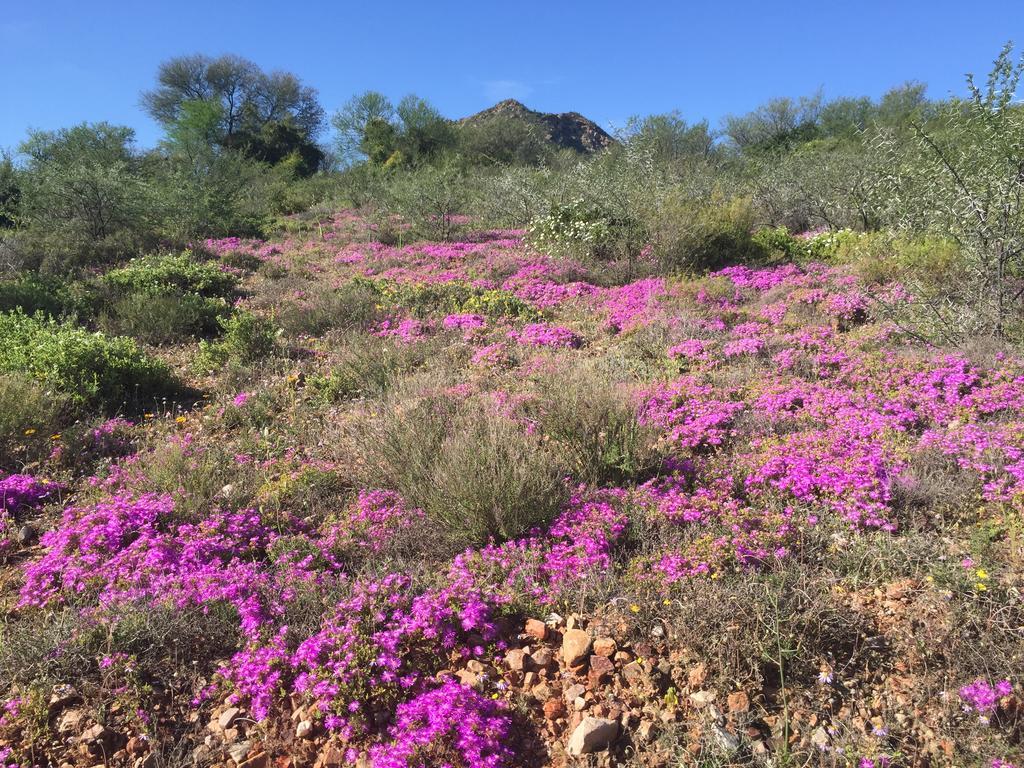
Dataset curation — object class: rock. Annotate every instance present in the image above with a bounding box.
[543,698,566,720]
[17,524,37,546]
[636,719,658,743]
[593,637,617,657]
[505,649,527,672]
[689,690,717,707]
[529,646,554,669]
[531,682,552,701]
[218,707,241,731]
[228,740,253,764]
[566,716,619,756]
[134,755,156,768]
[562,629,592,667]
[727,690,750,713]
[810,726,830,749]
[238,752,268,768]
[315,743,347,768]
[126,736,148,755]
[466,660,486,674]
[58,709,84,734]
[456,669,478,688]
[622,662,647,686]
[588,654,615,688]
[688,663,708,689]
[564,683,586,702]
[525,618,548,640]
[296,720,314,739]
[711,724,741,753]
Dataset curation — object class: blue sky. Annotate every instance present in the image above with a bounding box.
[3,0,1021,151]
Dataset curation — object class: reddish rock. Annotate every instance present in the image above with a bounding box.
[593,637,617,657]
[543,698,567,720]
[588,654,615,688]
[505,648,527,672]
[727,690,750,713]
[562,629,592,667]
[525,618,548,641]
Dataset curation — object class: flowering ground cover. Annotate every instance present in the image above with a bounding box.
[1,212,1023,768]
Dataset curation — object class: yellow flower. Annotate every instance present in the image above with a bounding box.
[629,604,640,613]
[976,582,988,591]
[50,434,61,440]
[976,569,989,580]
[23,428,36,436]
[175,416,187,425]
[144,413,154,419]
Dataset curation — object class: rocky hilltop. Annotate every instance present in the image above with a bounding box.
[460,98,616,154]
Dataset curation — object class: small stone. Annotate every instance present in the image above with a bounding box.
[564,683,586,702]
[689,690,717,707]
[525,618,548,640]
[531,682,552,701]
[17,524,37,546]
[543,698,566,720]
[456,669,478,688]
[228,740,253,764]
[566,716,619,756]
[505,649,527,672]
[58,709,84,734]
[562,629,592,667]
[466,660,485,674]
[636,719,658,743]
[810,726,830,749]
[593,637,617,657]
[296,720,314,739]
[126,737,147,755]
[573,696,587,711]
[588,654,615,688]
[711,724,741,753]
[622,662,647,686]
[530,647,554,668]
[238,752,268,768]
[688,663,708,689]
[523,671,538,690]
[727,691,750,713]
[315,744,347,768]
[218,707,241,730]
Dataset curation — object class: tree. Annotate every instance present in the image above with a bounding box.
[457,114,551,166]
[394,95,456,164]
[17,123,153,269]
[0,153,20,229]
[724,92,824,152]
[142,54,324,154]
[331,91,396,165]
[875,43,1024,340]
[622,112,717,162]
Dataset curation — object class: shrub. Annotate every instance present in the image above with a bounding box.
[528,197,645,262]
[0,275,95,319]
[307,333,431,403]
[356,392,568,548]
[272,280,383,337]
[648,193,762,273]
[0,373,67,470]
[101,252,237,299]
[0,311,174,409]
[360,278,537,320]
[99,292,230,345]
[528,371,662,485]
[195,311,278,371]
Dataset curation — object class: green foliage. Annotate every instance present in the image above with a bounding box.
[0,373,67,470]
[648,193,762,273]
[195,312,278,371]
[357,393,569,548]
[0,275,95,319]
[0,153,20,229]
[99,293,230,345]
[359,277,538,320]
[457,115,552,166]
[0,311,174,409]
[101,252,237,299]
[875,42,1024,340]
[307,333,430,403]
[17,122,155,271]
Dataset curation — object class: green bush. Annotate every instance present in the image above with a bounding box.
[0,275,96,319]
[0,373,67,470]
[356,393,568,548]
[359,277,538,320]
[101,252,237,299]
[99,292,230,345]
[195,311,278,371]
[648,193,762,273]
[273,280,383,337]
[528,198,646,262]
[528,371,662,485]
[307,333,431,403]
[0,311,174,409]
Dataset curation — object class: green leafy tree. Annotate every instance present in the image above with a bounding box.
[0,153,19,229]
[875,43,1024,340]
